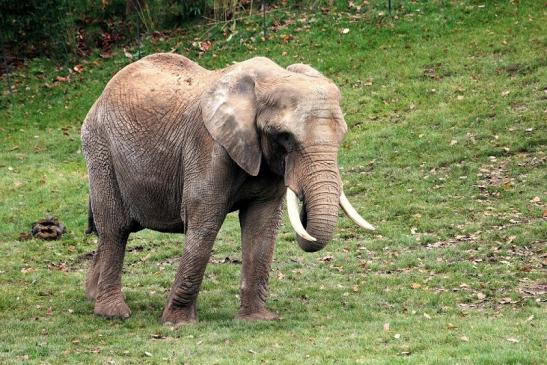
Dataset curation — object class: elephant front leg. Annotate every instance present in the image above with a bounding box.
[161,219,224,326]
[237,198,284,321]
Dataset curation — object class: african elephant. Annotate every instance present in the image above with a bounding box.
[81,53,374,325]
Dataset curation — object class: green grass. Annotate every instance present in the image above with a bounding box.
[1,1,545,363]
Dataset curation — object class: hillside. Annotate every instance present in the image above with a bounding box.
[0,1,545,363]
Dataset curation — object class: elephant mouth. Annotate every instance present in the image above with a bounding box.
[286,188,375,251]
[283,146,375,252]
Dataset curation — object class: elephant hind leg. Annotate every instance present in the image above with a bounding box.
[91,233,131,319]
[87,191,133,318]
[84,136,134,319]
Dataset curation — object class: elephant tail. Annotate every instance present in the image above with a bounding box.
[85,198,97,235]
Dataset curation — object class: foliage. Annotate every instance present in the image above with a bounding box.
[0,0,545,363]
[0,0,335,64]
[0,0,130,63]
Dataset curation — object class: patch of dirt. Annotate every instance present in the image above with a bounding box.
[476,158,511,189]
[18,232,33,241]
[426,232,480,249]
[209,256,242,265]
[476,152,546,200]
[497,58,547,76]
[422,63,453,80]
[75,251,95,263]
[47,262,70,272]
[128,245,144,253]
[518,280,547,301]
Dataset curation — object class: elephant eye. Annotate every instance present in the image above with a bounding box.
[275,131,291,141]
[273,131,294,151]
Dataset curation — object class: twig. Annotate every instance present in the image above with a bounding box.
[263,1,267,36]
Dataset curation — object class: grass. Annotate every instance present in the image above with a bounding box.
[0,1,545,363]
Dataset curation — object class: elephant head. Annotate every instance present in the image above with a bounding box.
[201,58,375,252]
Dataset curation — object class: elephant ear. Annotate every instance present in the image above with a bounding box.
[201,71,261,176]
[287,63,324,78]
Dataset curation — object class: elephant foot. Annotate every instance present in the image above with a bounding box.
[94,296,131,319]
[236,308,280,322]
[161,305,197,327]
[85,281,98,301]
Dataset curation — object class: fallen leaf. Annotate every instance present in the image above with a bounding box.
[423,313,431,319]
[199,41,212,52]
[73,64,84,73]
[498,297,517,304]
[144,351,152,357]
[501,90,510,97]
[18,232,32,241]
[460,335,469,342]
[99,50,112,59]
[530,196,541,203]
[477,292,486,300]
[447,323,457,330]
[411,282,421,289]
[123,48,133,59]
[506,337,519,343]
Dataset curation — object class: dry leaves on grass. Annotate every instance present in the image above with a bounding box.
[73,64,84,73]
[209,256,241,264]
[48,262,70,272]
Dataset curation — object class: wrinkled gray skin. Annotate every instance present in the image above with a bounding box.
[81,54,348,325]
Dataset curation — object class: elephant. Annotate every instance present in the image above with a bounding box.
[81,53,375,325]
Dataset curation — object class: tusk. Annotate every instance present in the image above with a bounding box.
[340,192,376,231]
[286,188,317,242]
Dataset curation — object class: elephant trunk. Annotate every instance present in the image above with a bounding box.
[285,145,341,252]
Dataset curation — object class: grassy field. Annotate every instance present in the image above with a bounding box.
[0,1,545,363]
